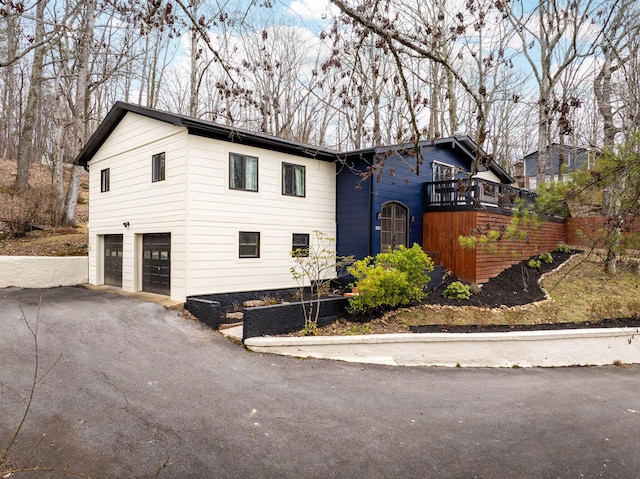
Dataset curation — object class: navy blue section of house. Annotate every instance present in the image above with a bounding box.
[336,142,479,260]
[336,156,372,261]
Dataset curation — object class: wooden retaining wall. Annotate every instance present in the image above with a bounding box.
[566,216,640,247]
[474,211,566,284]
[423,210,566,284]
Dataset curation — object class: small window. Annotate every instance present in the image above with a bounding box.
[282,163,305,197]
[230,153,258,191]
[433,161,456,182]
[100,168,110,192]
[152,152,165,182]
[292,233,310,257]
[239,232,260,258]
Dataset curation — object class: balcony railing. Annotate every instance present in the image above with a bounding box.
[423,179,537,210]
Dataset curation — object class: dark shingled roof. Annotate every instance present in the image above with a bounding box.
[74,101,514,184]
[74,102,339,167]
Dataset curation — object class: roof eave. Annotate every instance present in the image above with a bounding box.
[73,102,338,167]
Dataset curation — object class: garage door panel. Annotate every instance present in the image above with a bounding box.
[104,235,123,287]
[142,233,171,295]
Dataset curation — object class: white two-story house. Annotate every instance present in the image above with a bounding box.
[74,102,337,301]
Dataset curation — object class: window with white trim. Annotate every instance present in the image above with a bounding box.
[433,161,456,181]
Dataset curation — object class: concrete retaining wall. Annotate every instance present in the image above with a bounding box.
[0,256,88,288]
[244,328,640,367]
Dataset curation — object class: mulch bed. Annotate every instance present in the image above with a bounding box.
[423,251,574,308]
[410,317,640,333]
[414,250,640,333]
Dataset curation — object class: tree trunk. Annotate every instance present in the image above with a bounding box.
[64,0,95,226]
[594,46,623,274]
[14,0,47,190]
[189,4,200,118]
[52,70,66,215]
[0,14,19,160]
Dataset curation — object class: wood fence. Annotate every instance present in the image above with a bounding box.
[566,216,640,247]
[423,210,566,284]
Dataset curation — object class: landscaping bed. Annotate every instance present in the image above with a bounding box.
[424,251,574,308]
[289,251,640,336]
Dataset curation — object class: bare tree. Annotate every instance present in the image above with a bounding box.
[591,0,640,273]
[14,0,48,190]
[507,0,608,189]
[327,0,522,172]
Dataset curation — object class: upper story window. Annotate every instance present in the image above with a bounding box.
[292,233,310,257]
[282,163,305,197]
[152,152,166,182]
[230,153,258,191]
[433,161,456,182]
[100,168,110,192]
[239,232,260,258]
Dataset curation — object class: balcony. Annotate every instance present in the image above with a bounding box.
[423,179,537,211]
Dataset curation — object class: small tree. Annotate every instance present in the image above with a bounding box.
[565,132,640,274]
[290,231,352,335]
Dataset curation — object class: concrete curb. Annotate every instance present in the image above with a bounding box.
[244,327,640,367]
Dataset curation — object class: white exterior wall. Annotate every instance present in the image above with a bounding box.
[184,135,336,296]
[87,112,336,301]
[87,112,189,301]
[472,170,501,182]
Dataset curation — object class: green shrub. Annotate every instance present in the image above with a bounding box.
[347,244,434,315]
[442,281,472,300]
[538,252,553,264]
[527,258,541,269]
[555,244,571,254]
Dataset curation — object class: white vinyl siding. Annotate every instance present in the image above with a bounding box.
[184,136,335,297]
[87,113,189,301]
[86,111,336,301]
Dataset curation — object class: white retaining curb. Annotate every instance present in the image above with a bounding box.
[0,255,88,288]
[244,328,640,367]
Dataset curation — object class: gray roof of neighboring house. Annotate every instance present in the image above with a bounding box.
[74,102,339,167]
[523,144,591,177]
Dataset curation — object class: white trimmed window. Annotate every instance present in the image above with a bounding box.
[433,161,456,182]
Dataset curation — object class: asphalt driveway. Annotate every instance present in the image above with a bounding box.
[1,286,639,478]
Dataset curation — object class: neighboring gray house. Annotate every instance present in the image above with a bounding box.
[521,144,591,190]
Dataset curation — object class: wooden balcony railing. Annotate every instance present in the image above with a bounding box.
[423,179,537,210]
